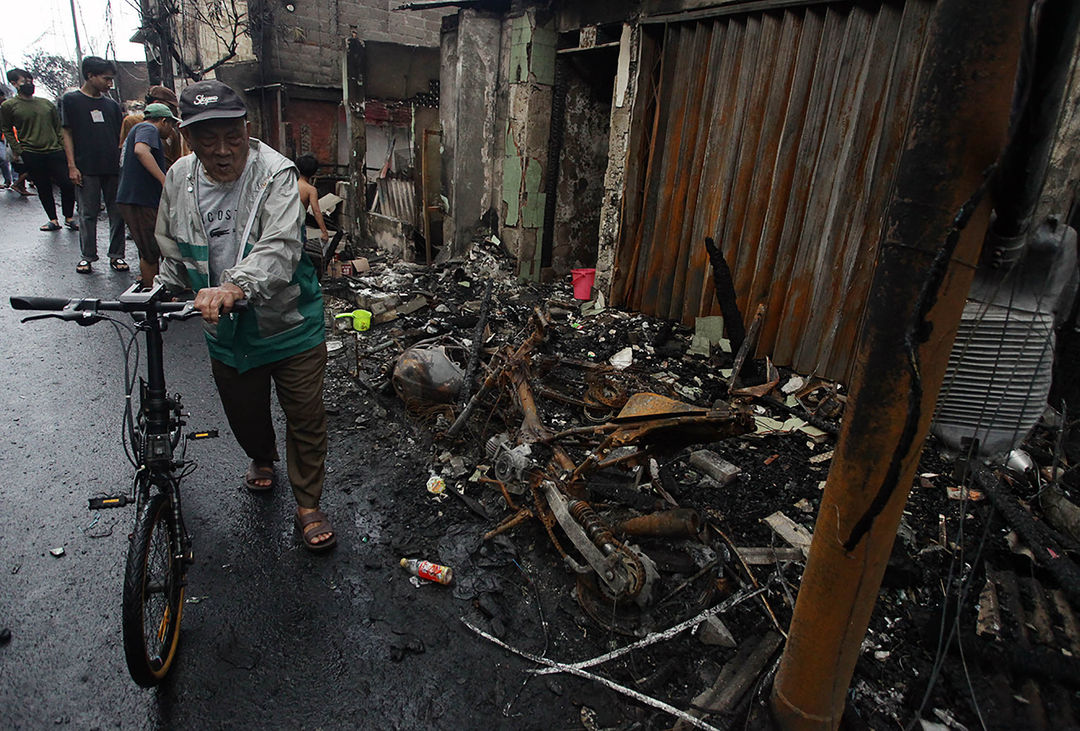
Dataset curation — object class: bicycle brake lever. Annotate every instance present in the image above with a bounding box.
[20,312,102,325]
[163,302,199,321]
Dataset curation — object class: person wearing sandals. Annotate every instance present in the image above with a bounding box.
[0,68,78,230]
[155,80,335,552]
[117,103,177,287]
[61,56,128,274]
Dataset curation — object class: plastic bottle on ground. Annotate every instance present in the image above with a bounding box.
[400,558,453,585]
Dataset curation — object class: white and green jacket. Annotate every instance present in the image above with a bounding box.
[155,138,324,373]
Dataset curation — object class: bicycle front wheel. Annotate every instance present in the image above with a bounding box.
[122,492,185,686]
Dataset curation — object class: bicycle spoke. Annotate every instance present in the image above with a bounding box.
[157,606,172,644]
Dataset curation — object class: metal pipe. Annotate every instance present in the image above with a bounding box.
[770,1,1029,728]
[616,509,701,539]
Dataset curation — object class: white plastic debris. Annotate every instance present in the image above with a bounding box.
[689,450,741,486]
[609,347,633,370]
[781,376,807,395]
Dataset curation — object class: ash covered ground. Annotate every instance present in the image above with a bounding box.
[317,239,1080,730]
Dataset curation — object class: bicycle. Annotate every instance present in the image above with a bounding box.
[11,282,241,686]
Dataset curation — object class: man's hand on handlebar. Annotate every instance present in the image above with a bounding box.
[193,284,245,324]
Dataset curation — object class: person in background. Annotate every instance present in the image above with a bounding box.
[1,90,32,195]
[146,86,184,168]
[118,99,144,162]
[117,103,177,286]
[0,123,11,189]
[119,86,184,169]
[0,69,78,227]
[295,154,329,244]
[0,88,12,189]
[61,55,126,274]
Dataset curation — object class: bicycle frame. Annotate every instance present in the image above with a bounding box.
[11,282,243,685]
[118,285,199,566]
[12,282,202,555]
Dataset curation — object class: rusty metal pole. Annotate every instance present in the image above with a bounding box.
[770,1,1029,728]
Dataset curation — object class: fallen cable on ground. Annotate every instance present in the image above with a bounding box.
[461,618,724,731]
[532,585,767,676]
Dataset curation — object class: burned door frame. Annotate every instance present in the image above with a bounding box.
[542,32,621,276]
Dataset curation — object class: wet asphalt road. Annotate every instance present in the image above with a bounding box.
[0,191,594,729]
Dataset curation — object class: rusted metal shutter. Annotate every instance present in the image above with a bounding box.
[613,0,934,382]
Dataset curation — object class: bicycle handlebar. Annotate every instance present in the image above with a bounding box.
[10,296,81,311]
[11,282,247,319]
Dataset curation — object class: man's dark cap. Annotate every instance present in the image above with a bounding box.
[178,80,246,129]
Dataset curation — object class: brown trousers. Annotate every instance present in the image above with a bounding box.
[210,342,328,508]
[117,203,161,265]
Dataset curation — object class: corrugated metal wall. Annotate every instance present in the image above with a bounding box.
[612,0,935,382]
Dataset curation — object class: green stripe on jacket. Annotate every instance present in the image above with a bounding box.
[206,252,324,373]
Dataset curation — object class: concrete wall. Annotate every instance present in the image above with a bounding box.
[366,42,441,99]
[248,0,446,89]
[440,10,504,253]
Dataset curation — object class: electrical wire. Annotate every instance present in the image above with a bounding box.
[904,481,995,730]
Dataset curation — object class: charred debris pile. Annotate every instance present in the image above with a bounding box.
[320,240,1080,729]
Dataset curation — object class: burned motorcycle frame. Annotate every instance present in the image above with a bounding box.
[455,310,754,633]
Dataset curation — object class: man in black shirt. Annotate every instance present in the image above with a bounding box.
[61,56,126,274]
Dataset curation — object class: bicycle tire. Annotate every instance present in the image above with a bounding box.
[122,491,185,686]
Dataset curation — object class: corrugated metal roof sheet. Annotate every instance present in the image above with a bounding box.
[375,177,419,226]
[612,0,934,383]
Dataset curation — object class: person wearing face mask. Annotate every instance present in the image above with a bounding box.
[0,68,77,231]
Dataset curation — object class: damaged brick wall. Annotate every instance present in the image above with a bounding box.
[259,1,445,87]
[501,11,557,281]
[284,99,340,168]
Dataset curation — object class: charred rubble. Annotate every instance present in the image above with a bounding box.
[319,238,1080,730]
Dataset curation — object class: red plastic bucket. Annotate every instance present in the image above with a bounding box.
[571,268,596,300]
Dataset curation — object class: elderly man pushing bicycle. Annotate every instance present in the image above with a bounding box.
[154,80,335,551]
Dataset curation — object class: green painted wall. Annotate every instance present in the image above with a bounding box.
[502,11,557,281]
[503,130,522,227]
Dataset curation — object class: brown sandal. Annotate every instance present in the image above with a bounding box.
[243,461,275,491]
[295,509,337,552]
